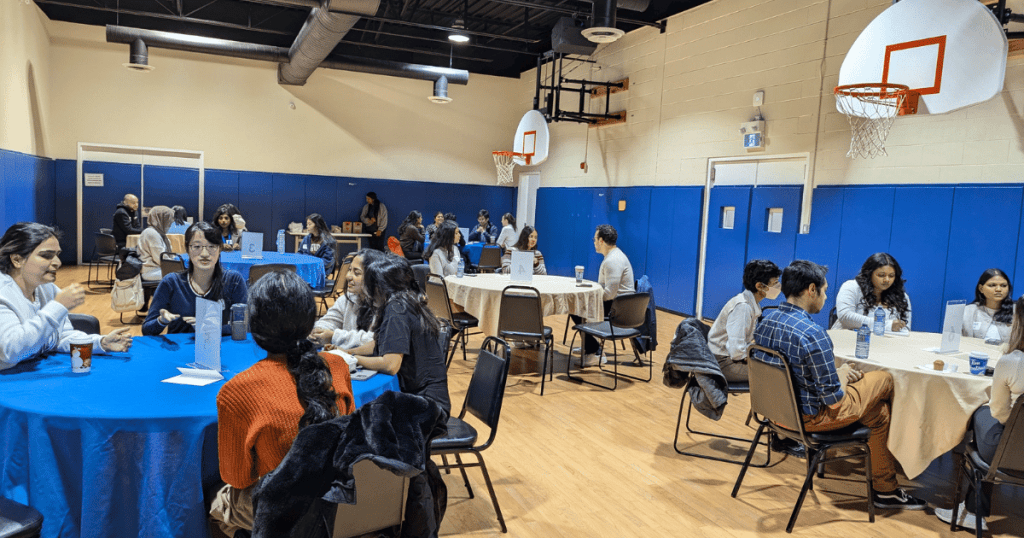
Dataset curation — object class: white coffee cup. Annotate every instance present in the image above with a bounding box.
[575,265,585,284]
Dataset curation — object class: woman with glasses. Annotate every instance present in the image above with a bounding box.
[706,259,781,382]
[142,222,248,336]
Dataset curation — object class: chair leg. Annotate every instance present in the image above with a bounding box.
[454,453,473,497]
[974,474,984,538]
[731,423,767,498]
[786,447,827,533]
[862,441,875,523]
[565,335,618,391]
[441,454,451,474]
[600,338,652,383]
[674,389,771,467]
[540,336,554,396]
[950,453,965,531]
[474,452,507,533]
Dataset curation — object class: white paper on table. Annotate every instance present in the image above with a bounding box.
[510,250,533,282]
[940,300,966,353]
[915,364,960,374]
[194,297,222,371]
[885,328,910,337]
[324,349,359,372]
[162,367,225,386]
[240,232,264,259]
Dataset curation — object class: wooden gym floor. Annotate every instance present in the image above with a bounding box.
[60,265,1022,537]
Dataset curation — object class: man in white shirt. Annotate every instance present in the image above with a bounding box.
[707,259,781,382]
[571,224,634,365]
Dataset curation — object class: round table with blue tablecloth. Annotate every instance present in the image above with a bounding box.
[0,333,399,538]
[180,251,326,288]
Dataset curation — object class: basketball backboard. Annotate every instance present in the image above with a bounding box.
[513,110,549,166]
[838,0,1008,115]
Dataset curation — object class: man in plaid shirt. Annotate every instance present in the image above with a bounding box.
[753,260,926,510]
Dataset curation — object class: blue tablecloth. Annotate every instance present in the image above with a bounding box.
[0,334,399,538]
[180,251,326,288]
[423,242,487,266]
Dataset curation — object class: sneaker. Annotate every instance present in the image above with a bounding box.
[573,353,603,367]
[770,436,807,459]
[935,502,988,531]
[872,488,927,510]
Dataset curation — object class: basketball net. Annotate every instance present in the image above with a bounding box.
[493,151,518,185]
[834,83,910,159]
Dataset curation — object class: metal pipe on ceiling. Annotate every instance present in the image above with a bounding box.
[279,0,380,86]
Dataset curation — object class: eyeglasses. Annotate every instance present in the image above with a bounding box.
[189,244,219,254]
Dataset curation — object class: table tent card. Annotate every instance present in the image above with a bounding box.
[240,232,264,259]
[161,367,224,386]
[191,297,223,371]
[510,250,533,282]
[939,300,966,354]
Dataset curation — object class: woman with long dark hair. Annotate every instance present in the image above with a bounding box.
[309,248,385,350]
[211,204,241,251]
[360,191,388,251]
[500,225,546,275]
[425,221,462,277]
[424,211,444,243]
[496,212,517,250]
[298,213,337,274]
[0,223,132,369]
[142,222,248,335]
[353,255,451,416]
[209,270,356,536]
[963,268,1014,343]
[833,252,912,332]
[168,206,190,235]
[398,210,425,260]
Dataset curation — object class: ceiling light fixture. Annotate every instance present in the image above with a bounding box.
[582,0,624,43]
[448,18,470,43]
[123,37,155,71]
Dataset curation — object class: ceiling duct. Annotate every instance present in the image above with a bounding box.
[582,0,649,11]
[124,38,155,71]
[429,76,452,104]
[278,0,380,86]
[583,0,625,43]
[552,17,598,56]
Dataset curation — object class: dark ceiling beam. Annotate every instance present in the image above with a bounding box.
[482,0,662,28]
[234,0,319,10]
[410,6,514,28]
[337,39,492,61]
[326,8,540,42]
[33,0,295,35]
[347,26,539,55]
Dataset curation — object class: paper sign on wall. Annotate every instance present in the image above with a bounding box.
[84,173,104,187]
[192,298,222,371]
[240,232,263,259]
[510,250,533,282]
[939,300,966,353]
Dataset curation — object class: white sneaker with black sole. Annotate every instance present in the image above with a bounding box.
[934,502,988,531]
[872,488,927,510]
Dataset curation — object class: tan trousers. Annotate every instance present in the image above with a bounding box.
[209,483,254,536]
[801,370,899,492]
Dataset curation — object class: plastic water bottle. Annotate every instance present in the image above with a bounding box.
[873,307,885,336]
[456,258,465,278]
[855,323,870,359]
[276,230,285,254]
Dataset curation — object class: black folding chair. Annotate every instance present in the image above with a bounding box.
[160,252,185,276]
[430,337,511,533]
[497,285,554,395]
[732,345,875,533]
[87,232,118,290]
[424,274,479,367]
[476,245,502,273]
[68,313,101,335]
[0,496,43,538]
[313,259,349,315]
[566,292,652,391]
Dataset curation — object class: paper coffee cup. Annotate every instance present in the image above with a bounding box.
[69,337,93,373]
[968,351,988,375]
[575,265,585,283]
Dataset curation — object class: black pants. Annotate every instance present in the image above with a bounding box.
[368,232,386,252]
[570,299,613,355]
[967,405,1003,516]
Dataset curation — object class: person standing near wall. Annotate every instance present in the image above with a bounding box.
[112,194,143,248]
[361,192,388,252]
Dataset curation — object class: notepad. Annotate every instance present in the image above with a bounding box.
[161,367,224,386]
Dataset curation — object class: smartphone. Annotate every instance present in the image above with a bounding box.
[351,368,377,381]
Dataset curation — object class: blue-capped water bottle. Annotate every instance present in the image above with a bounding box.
[456,257,465,278]
[873,306,885,336]
[276,229,285,254]
[856,323,870,359]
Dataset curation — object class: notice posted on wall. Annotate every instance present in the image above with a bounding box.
[84,173,104,187]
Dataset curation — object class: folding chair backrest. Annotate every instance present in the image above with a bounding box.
[160,252,185,275]
[478,245,502,269]
[95,233,118,256]
[607,292,650,329]
[248,263,297,286]
[748,345,808,441]
[987,396,1024,482]
[68,313,101,335]
[498,286,544,338]
[331,459,410,538]
[412,264,430,295]
[424,275,452,323]
[463,337,510,433]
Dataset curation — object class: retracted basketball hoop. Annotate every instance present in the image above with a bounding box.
[492,151,529,185]
[834,83,919,159]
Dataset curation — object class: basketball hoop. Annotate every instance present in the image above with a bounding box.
[834,83,918,159]
[492,151,527,185]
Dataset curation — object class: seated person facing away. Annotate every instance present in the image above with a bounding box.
[425,221,462,278]
[0,223,132,370]
[211,204,242,251]
[468,209,499,244]
[167,205,190,235]
[112,193,143,247]
[935,293,1024,531]
[496,213,517,250]
[138,206,174,283]
[570,224,635,366]
[351,255,451,417]
[833,252,911,332]
[754,260,926,510]
[142,222,248,336]
[707,259,780,382]
[398,210,426,260]
[298,213,336,274]
[500,225,546,275]
[963,268,1013,344]
[308,249,384,350]
[209,270,356,537]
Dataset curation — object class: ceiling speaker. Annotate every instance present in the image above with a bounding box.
[552,17,598,56]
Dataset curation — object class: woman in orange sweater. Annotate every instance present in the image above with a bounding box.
[208,270,355,537]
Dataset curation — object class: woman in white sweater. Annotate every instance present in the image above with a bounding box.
[962,268,1013,343]
[832,252,911,332]
[425,221,462,278]
[496,213,518,250]
[138,205,174,282]
[0,223,132,370]
[935,295,1024,530]
[308,249,384,351]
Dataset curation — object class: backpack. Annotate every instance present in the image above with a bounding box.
[387,236,404,257]
[111,276,145,313]
[115,248,143,281]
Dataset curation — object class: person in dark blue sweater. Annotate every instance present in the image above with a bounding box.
[143,222,248,336]
[298,213,336,274]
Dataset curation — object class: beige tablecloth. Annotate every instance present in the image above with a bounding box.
[445,274,604,337]
[126,233,186,254]
[828,329,1001,478]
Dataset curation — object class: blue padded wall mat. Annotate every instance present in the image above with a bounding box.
[204,169,239,220]
[794,186,844,328]
[239,172,274,250]
[836,186,896,287]
[1,150,55,234]
[888,186,955,333]
[943,185,1023,322]
[534,188,578,277]
[746,186,801,311]
[54,159,78,264]
[604,187,652,281]
[658,187,703,315]
[144,166,199,224]
[81,161,142,259]
[702,186,752,319]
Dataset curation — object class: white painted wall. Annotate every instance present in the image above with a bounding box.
[0,1,53,156]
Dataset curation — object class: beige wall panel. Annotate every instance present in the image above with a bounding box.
[1,3,53,156]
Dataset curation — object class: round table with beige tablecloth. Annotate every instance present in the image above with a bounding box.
[828,329,1001,478]
[126,233,186,254]
[444,274,604,337]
